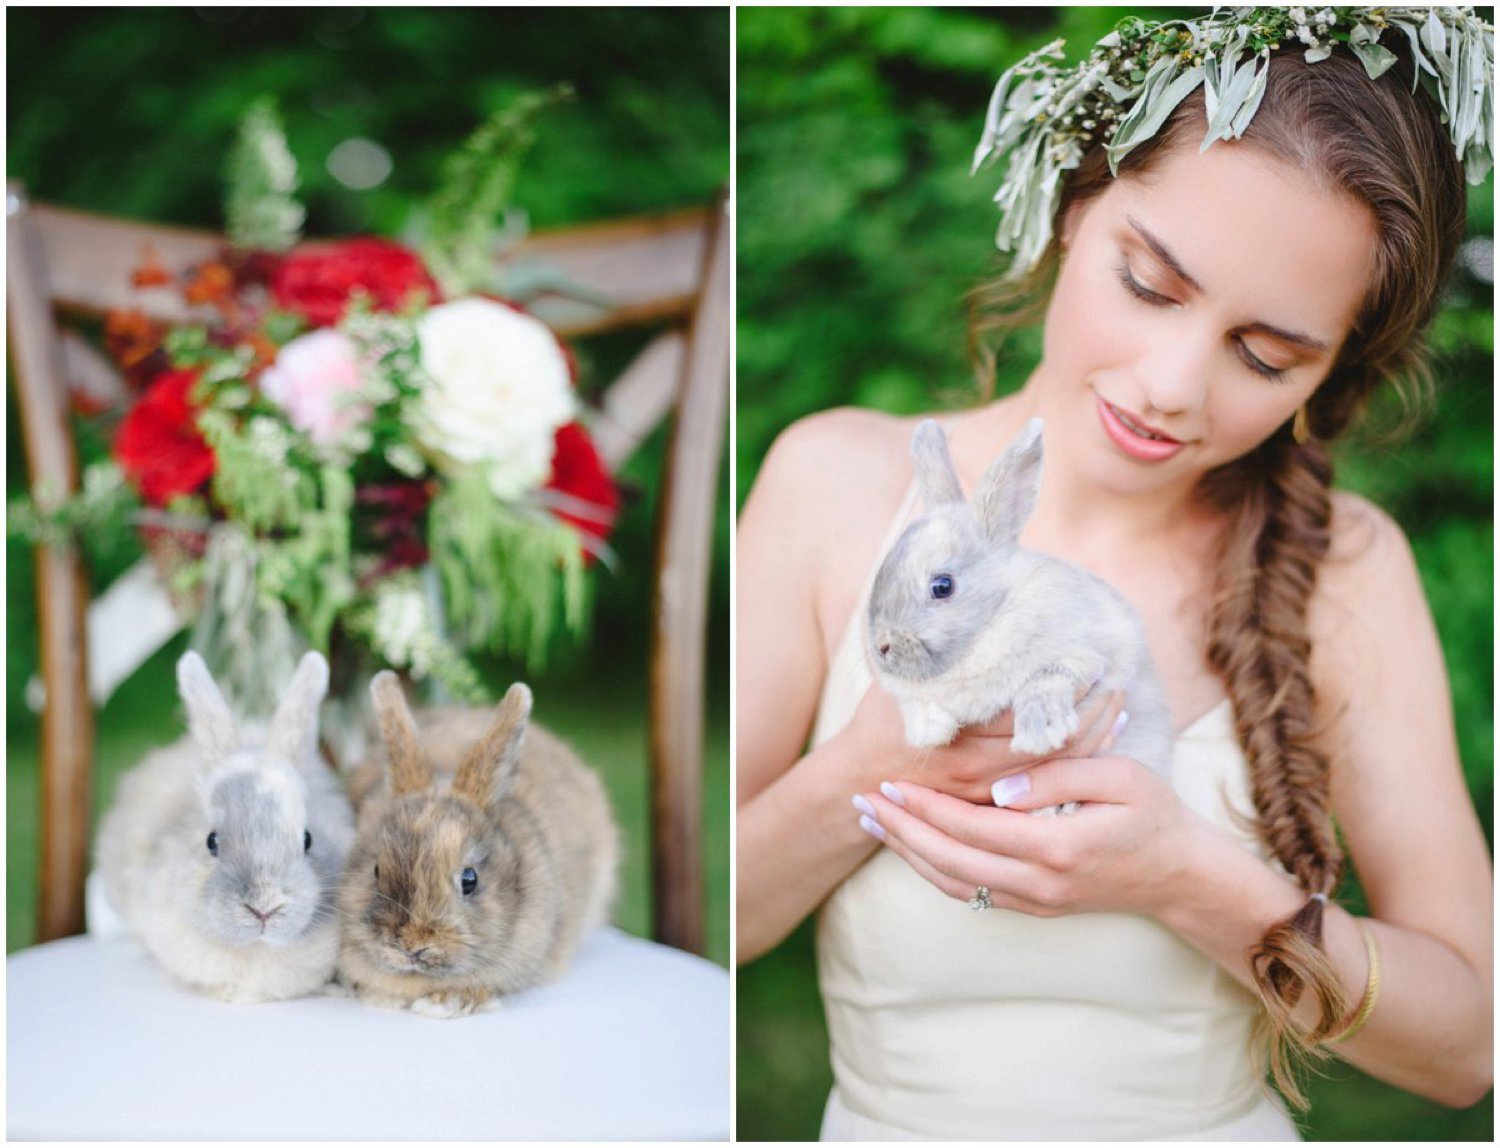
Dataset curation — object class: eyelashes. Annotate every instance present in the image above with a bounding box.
[1113,260,1290,382]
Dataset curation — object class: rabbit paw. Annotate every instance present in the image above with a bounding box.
[204,982,271,1006]
[355,989,414,1012]
[410,989,495,1019]
[1011,688,1078,755]
[904,704,959,749]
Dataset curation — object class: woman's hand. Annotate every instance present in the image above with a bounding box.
[833,685,1126,805]
[854,755,1203,919]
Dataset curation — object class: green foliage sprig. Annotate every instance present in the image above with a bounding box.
[197,409,318,533]
[429,469,587,669]
[224,97,304,253]
[420,84,575,297]
[8,462,138,550]
[254,466,356,650]
[343,572,492,703]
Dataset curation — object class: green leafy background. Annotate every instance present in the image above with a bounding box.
[737,7,1492,1141]
[7,9,730,964]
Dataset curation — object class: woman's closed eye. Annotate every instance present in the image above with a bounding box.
[1115,259,1291,382]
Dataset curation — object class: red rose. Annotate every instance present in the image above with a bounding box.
[272,238,440,327]
[546,422,620,559]
[113,369,216,506]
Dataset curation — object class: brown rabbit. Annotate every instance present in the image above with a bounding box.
[336,673,618,1018]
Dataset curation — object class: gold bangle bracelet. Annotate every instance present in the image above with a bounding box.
[1327,919,1381,1045]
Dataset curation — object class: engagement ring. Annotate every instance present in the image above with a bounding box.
[967,885,992,912]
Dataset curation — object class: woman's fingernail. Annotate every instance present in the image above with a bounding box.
[858,814,887,842]
[851,794,876,818]
[992,774,1031,807]
[1111,711,1131,739]
[879,781,906,807]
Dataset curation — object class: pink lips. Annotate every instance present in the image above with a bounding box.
[1095,394,1187,462]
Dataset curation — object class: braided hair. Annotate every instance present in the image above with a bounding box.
[970,40,1465,1107]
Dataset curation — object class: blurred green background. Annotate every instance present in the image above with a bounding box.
[737,6,1492,1142]
[7,9,730,965]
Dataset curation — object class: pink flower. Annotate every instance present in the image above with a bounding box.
[259,329,370,446]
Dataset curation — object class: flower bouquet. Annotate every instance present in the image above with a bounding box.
[16,93,620,742]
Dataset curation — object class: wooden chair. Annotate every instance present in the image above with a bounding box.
[7,182,729,1140]
[7,180,728,955]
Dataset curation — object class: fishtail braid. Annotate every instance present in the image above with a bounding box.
[1200,431,1347,1107]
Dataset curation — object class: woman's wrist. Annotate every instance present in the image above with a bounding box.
[736,734,885,964]
[1151,815,1306,966]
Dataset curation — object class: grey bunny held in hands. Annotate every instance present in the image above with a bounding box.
[867,418,1174,786]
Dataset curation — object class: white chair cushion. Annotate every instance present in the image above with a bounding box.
[7,925,728,1140]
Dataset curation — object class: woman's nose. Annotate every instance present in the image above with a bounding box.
[1136,329,1214,416]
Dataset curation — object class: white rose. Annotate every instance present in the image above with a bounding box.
[412,297,575,498]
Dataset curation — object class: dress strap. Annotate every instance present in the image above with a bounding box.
[810,478,923,748]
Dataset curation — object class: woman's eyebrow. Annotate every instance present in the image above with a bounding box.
[1127,215,1203,293]
[1126,215,1330,353]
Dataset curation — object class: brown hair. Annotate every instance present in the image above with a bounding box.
[969,43,1465,1106]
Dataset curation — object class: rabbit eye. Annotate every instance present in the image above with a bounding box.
[373,864,380,881]
[303,830,313,853]
[206,831,219,857]
[461,868,478,896]
[930,574,955,600]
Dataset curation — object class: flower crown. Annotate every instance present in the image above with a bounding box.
[972,6,1495,278]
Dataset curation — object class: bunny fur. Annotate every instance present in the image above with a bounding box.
[867,419,1174,779]
[94,650,354,1003]
[337,674,618,1018]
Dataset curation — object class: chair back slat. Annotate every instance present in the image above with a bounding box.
[649,199,729,954]
[8,185,95,942]
[512,209,710,337]
[592,330,684,470]
[10,181,725,955]
[30,202,713,340]
[32,204,222,324]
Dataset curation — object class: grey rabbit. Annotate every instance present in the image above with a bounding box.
[94,650,354,1002]
[867,417,1174,786]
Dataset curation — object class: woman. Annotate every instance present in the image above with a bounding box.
[737,8,1492,1141]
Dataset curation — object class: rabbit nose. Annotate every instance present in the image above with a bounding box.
[245,902,284,924]
[877,642,892,658]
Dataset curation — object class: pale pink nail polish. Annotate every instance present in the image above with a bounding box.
[851,794,876,818]
[879,781,906,807]
[858,814,887,842]
[992,774,1031,807]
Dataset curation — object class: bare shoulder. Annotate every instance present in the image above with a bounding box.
[1310,489,1430,708]
[747,406,924,552]
[1319,490,1422,606]
[755,406,918,501]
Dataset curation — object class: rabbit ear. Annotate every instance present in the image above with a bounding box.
[975,417,1044,546]
[267,651,329,765]
[370,671,431,795]
[911,420,964,509]
[451,683,532,809]
[177,651,240,764]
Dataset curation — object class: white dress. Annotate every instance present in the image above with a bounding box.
[812,483,1300,1141]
